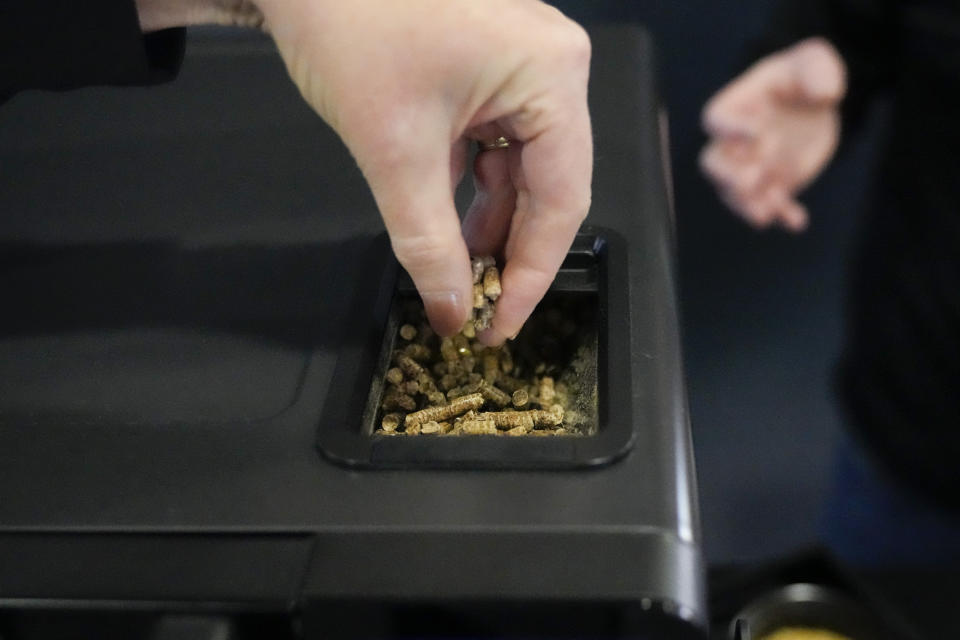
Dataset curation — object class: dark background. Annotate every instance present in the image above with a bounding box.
[549,0,885,563]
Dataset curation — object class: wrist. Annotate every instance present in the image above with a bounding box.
[136,0,265,32]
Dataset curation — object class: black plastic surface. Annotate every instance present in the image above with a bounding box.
[0,25,706,637]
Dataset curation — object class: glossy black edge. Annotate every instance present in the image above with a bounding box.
[315,227,635,470]
[301,530,708,635]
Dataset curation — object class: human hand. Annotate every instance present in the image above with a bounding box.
[700,37,846,232]
[250,0,592,343]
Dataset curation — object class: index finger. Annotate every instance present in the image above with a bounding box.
[479,100,593,345]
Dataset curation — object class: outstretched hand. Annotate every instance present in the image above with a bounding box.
[700,37,846,232]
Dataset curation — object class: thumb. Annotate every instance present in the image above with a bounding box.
[702,58,778,139]
[362,133,473,337]
[775,38,847,106]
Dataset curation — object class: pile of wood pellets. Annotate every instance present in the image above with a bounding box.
[375,257,585,437]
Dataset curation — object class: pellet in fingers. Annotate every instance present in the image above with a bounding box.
[482,266,502,300]
[471,257,486,284]
[475,305,494,331]
[473,283,485,309]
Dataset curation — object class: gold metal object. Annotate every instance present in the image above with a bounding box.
[478,136,511,152]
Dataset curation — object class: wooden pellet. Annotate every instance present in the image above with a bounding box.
[473,283,485,309]
[480,381,511,407]
[439,373,458,391]
[496,376,525,393]
[383,389,416,411]
[381,413,402,432]
[378,273,582,438]
[477,411,533,430]
[421,421,442,435]
[475,305,494,331]
[403,343,431,361]
[483,353,499,383]
[440,337,458,362]
[539,376,556,404]
[404,392,484,428]
[471,256,495,283]
[459,419,498,435]
[512,388,529,407]
[476,408,562,429]
[482,266,502,300]
[462,377,483,394]
[396,355,425,378]
[417,374,437,393]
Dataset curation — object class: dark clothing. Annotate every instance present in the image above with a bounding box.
[0,0,184,101]
[760,1,960,509]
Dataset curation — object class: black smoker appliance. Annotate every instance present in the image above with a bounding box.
[0,26,706,639]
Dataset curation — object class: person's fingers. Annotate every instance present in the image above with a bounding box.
[479,103,592,346]
[702,61,778,139]
[450,137,469,196]
[362,129,473,337]
[727,182,808,233]
[460,144,517,258]
[704,38,845,141]
[720,186,774,229]
[774,37,847,107]
[767,186,809,232]
[700,140,767,197]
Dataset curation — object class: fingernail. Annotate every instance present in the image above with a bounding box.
[421,291,465,338]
